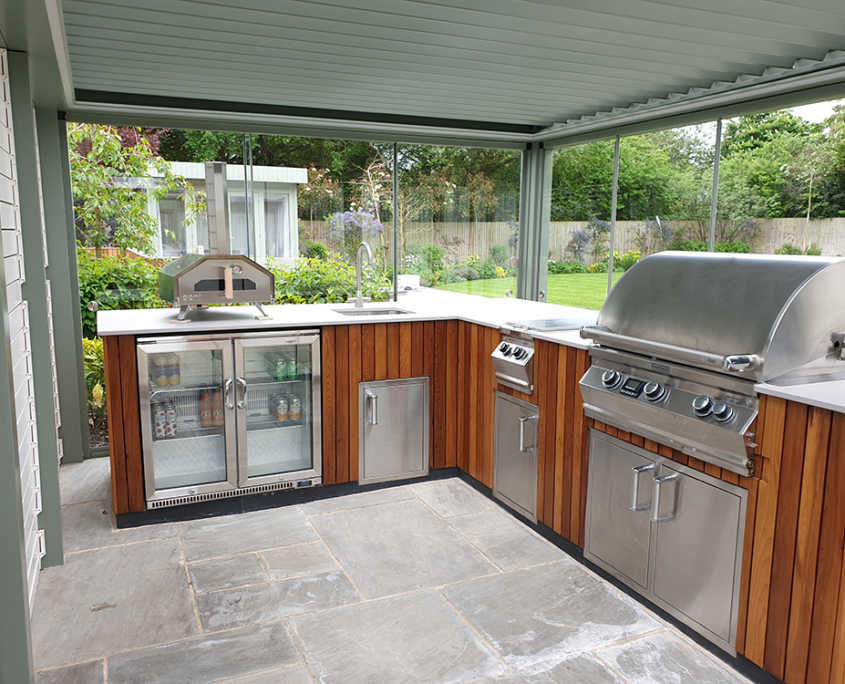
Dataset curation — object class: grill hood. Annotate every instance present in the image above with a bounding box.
[581,252,845,384]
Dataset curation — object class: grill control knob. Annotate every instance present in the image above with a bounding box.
[514,348,527,361]
[692,395,714,417]
[601,369,623,389]
[713,402,734,423]
[499,342,511,355]
[643,381,666,402]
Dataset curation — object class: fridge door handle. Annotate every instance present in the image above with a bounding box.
[236,377,247,410]
[651,472,680,523]
[366,390,378,425]
[224,377,234,410]
[629,462,656,511]
[518,414,538,452]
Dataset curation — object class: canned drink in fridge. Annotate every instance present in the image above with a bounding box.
[276,397,288,421]
[289,396,301,421]
[275,358,287,381]
[287,354,299,380]
[165,401,178,436]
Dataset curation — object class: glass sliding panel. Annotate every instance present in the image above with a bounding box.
[717,103,842,256]
[397,145,521,299]
[140,342,233,494]
[237,338,315,480]
[618,122,716,257]
[546,141,615,309]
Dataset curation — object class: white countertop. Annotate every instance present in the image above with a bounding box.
[97,289,596,349]
[755,379,845,414]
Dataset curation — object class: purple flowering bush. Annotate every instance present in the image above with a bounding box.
[327,208,384,263]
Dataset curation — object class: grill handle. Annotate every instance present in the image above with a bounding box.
[629,462,656,511]
[223,266,234,300]
[651,472,680,523]
[580,327,759,376]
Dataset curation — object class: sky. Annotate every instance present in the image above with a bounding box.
[791,99,843,123]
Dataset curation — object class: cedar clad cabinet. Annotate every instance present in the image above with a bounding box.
[104,321,844,684]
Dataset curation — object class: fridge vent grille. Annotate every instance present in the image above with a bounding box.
[147,479,313,509]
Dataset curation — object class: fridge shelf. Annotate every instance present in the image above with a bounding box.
[247,417,306,432]
[153,422,224,442]
[149,375,220,398]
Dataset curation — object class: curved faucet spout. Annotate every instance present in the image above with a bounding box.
[355,242,374,308]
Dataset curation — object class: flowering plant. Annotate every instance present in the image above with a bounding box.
[327,208,384,263]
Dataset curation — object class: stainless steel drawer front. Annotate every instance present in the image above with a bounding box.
[359,378,429,485]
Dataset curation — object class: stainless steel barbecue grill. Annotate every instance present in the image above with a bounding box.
[579,252,845,476]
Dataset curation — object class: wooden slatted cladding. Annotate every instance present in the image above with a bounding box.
[591,400,845,684]
[102,335,145,514]
[320,321,457,485]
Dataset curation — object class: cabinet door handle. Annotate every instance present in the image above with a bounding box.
[651,472,680,523]
[224,378,234,410]
[518,414,538,452]
[366,390,378,425]
[236,377,247,410]
[629,462,656,511]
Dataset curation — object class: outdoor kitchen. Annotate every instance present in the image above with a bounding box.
[5,3,845,684]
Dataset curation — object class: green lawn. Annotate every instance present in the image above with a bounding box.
[437,272,624,310]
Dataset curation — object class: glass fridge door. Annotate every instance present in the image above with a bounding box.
[234,333,321,486]
[137,339,237,501]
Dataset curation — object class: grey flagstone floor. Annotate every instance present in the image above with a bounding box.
[33,459,752,684]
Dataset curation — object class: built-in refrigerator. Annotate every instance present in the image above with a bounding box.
[136,330,321,507]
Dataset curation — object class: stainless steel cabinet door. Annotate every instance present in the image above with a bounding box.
[493,392,538,522]
[585,432,654,590]
[651,463,743,643]
[359,378,429,484]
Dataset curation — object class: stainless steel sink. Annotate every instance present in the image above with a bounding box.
[333,308,414,316]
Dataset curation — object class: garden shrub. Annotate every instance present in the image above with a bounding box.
[422,244,446,272]
[77,248,166,339]
[714,241,751,253]
[301,240,328,260]
[807,248,822,256]
[489,245,508,267]
[775,243,812,255]
[82,337,107,435]
[269,257,390,304]
[669,239,708,252]
[451,267,480,281]
[548,260,587,275]
[476,259,497,280]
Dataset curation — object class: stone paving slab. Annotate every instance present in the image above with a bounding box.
[484,653,626,683]
[448,508,565,571]
[178,507,316,561]
[195,570,360,632]
[59,458,111,505]
[107,621,300,684]
[291,590,506,684]
[300,487,414,516]
[219,666,314,684]
[31,539,198,669]
[597,631,747,684]
[409,479,495,518]
[442,561,661,669]
[35,660,104,684]
[310,498,495,599]
[189,553,266,594]
[260,542,338,580]
[61,500,176,554]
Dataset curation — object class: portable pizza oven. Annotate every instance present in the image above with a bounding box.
[159,162,275,322]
